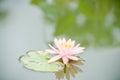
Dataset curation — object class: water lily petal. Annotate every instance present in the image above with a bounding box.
[67,39,75,48]
[62,38,66,43]
[72,47,85,54]
[46,49,58,54]
[67,56,79,61]
[71,40,75,47]
[67,39,71,43]
[72,50,84,54]
[73,44,80,49]
[48,44,58,52]
[62,57,69,64]
[54,38,62,50]
[48,55,62,63]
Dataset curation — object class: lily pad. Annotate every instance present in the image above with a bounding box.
[19,51,64,72]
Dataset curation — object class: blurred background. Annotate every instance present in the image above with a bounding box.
[0,0,120,80]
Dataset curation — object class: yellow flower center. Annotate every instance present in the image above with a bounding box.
[61,42,72,48]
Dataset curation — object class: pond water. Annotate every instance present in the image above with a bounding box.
[0,0,120,80]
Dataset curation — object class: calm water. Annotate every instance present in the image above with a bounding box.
[0,0,120,80]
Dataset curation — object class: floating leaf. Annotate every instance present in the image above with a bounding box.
[19,51,64,72]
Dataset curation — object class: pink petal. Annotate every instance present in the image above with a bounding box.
[67,39,71,43]
[54,38,58,44]
[48,55,62,63]
[67,56,79,61]
[72,50,84,54]
[72,40,75,44]
[71,40,75,47]
[67,39,75,48]
[62,57,69,64]
[49,44,58,52]
[46,49,58,54]
[54,38,62,50]
[72,47,85,54]
[62,38,66,43]
[58,38,62,42]
[73,44,80,49]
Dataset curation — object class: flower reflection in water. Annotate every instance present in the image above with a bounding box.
[55,59,84,80]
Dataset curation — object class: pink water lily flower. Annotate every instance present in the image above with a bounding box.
[46,38,84,64]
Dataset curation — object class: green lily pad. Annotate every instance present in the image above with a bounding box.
[19,51,64,72]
